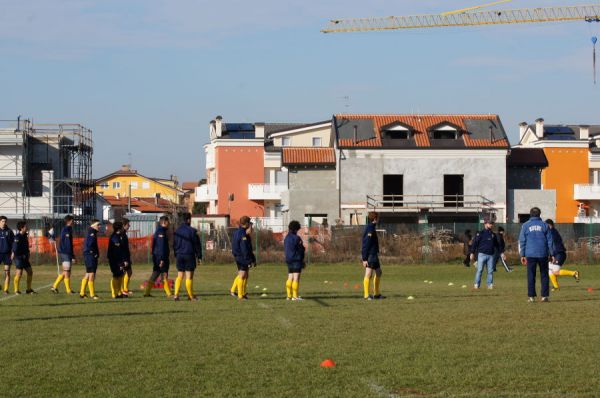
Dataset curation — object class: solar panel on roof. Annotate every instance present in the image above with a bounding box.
[544,126,574,135]
[548,135,576,141]
[224,123,255,132]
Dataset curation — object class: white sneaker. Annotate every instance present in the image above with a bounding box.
[487,284,494,290]
[528,297,535,303]
[473,284,480,290]
[291,297,304,301]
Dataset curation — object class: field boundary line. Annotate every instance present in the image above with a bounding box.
[0,283,53,302]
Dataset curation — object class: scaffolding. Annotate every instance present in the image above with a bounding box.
[0,118,95,229]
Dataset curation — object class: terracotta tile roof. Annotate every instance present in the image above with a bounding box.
[282,148,336,166]
[101,196,180,213]
[182,182,199,191]
[335,114,509,149]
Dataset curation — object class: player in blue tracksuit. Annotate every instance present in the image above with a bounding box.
[108,221,127,299]
[230,216,256,300]
[361,212,384,300]
[51,215,76,294]
[121,218,133,296]
[0,216,15,295]
[545,219,579,291]
[144,216,172,298]
[284,220,305,300]
[12,221,35,294]
[470,218,504,289]
[518,207,555,302]
[80,220,101,300]
[173,213,202,301]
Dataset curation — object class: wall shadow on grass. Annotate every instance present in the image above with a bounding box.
[13,310,189,322]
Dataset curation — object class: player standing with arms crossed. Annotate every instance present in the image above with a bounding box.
[51,215,76,295]
[362,212,384,300]
[144,216,172,298]
[121,218,133,296]
[173,213,202,301]
[12,221,35,294]
[284,220,305,301]
[108,221,126,299]
[0,216,15,295]
[80,219,101,300]
[231,216,256,300]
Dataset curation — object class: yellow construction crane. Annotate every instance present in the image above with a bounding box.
[321,2,600,33]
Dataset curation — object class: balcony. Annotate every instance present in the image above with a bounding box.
[574,184,600,201]
[574,216,600,224]
[252,217,285,233]
[248,184,286,200]
[195,184,217,202]
[366,194,496,213]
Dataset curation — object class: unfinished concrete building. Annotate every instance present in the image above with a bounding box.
[0,118,94,226]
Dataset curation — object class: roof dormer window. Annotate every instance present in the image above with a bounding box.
[430,122,460,140]
[382,122,412,140]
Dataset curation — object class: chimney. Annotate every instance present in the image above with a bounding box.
[121,164,130,172]
[215,115,223,138]
[535,118,544,138]
[519,122,528,141]
[580,125,590,140]
[255,122,265,139]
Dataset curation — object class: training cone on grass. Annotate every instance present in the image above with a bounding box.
[587,288,594,292]
[320,359,336,368]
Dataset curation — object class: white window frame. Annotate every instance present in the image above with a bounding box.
[142,181,150,189]
[112,181,121,189]
[130,181,138,189]
[99,182,109,189]
[312,137,322,147]
[281,137,291,147]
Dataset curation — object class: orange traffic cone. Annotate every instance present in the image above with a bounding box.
[320,359,336,368]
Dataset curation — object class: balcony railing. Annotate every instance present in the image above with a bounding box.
[195,184,217,202]
[248,184,287,200]
[574,216,600,224]
[574,184,600,201]
[253,217,285,233]
[367,194,495,212]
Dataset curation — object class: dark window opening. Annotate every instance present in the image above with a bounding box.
[433,130,458,140]
[383,130,409,140]
[444,175,464,207]
[518,214,530,223]
[383,175,403,207]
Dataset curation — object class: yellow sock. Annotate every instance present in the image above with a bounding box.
[292,281,299,298]
[110,277,116,298]
[124,273,130,292]
[52,274,64,289]
[363,277,370,298]
[26,273,32,291]
[185,279,194,298]
[285,279,292,298]
[88,280,95,297]
[230,276,239,294]
[119,276,124,294]
[237,277,245,298]
[174,276,182,296]
[3,277,8,293]
[144,279,153,296]
[559,269,576,277]
[373,275,381,296]
[14,275,21,292]
[64,278,72,293]
[549,273,559,289]
[80,279,88,296]
[163,278,172,297]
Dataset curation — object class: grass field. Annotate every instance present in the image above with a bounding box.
[1,262,599,397]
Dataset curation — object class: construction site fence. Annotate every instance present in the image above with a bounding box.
[13,220,600,267]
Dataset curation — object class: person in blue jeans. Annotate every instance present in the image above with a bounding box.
[470,217,504,290]
[518,207,555,302]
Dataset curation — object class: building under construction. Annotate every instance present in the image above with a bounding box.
[0,118,95,227]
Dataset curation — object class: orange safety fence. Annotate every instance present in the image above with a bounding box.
[28,236,152,256]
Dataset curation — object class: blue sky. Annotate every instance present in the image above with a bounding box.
[1,0,599,181]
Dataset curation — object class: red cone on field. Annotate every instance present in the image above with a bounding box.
[353,284,360,289]
[587,287,594,292]
[320,359,336,367]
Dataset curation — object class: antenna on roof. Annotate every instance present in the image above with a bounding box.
[128,152,133,169]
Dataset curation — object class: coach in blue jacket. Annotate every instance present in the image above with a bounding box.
[518,207,555,302]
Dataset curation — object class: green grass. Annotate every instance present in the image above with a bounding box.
[1,263,599,397]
